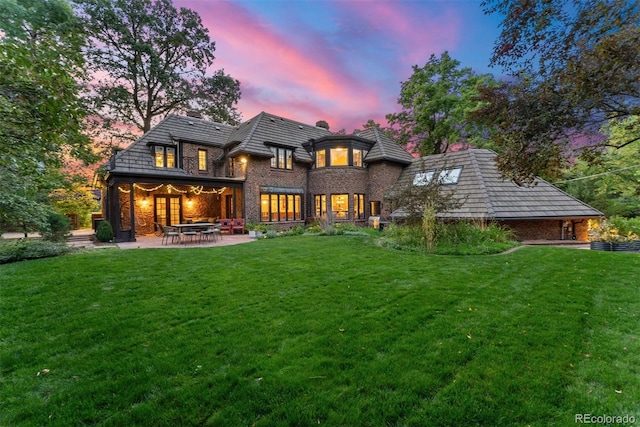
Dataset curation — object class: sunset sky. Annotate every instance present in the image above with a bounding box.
[176,0,505,132]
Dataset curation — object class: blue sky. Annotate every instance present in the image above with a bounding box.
[177,0,505,131]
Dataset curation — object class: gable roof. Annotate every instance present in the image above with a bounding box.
[395,149,603,220]
[227,111,332,163]
[356,128,415,165]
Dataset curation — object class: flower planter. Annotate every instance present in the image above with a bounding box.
[590,241,611,251]
[248,230,257,239]
[590,240,640,252]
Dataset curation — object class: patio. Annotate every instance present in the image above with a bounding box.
[116,232,253,249]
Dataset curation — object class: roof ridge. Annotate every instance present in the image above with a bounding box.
[468,150,496,217]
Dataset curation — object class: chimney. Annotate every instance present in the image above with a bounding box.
[316,120,329,130]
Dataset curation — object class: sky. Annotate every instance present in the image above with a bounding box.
[176,0,505,132]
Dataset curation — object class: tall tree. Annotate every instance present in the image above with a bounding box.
[0,0,95,231]
[386,52,497,156]
[479,0,640,182]
[75,0,242,142]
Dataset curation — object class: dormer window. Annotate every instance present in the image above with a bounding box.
[270,146,292,170]
[154,146,176,168]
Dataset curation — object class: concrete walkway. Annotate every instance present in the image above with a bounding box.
[1,229,254,249]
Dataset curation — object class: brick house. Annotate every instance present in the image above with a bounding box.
[99,112,602,242]
[99,112,413,241]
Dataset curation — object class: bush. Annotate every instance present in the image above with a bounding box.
[381,221,517,255]
[96,220,114,242]
[40,211,71,242]
[0,239,71,264]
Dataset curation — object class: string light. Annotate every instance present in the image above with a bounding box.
[118,184,227,194]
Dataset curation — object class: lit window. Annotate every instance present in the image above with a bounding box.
[413,167,463,186]
[198,149,207,171]
[154,146,176,168]
[270,147,293,170]
[353,149,364,167]
[316,150,326,168]
[330,148,348,166]
[261,193,301,221]
[315,194,326,217]
[353,194,365,219]
[331,194,349,219]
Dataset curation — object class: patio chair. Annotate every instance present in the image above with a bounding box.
[231,218,245,234]
[181,227,198,244]
[219,219,232,234]
[160,224,180,245]
[199,225,218,243]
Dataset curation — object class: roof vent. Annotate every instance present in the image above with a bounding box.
[215,126,221,131]
[188,120,194,125]
[298,125,303,129]
[270,117,275,122]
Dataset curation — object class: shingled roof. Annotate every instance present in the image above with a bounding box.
[356,128,415,165]
[394,149,603,220]
[106,114,235,177]
[227,111,332,163]
[107,112,416,175]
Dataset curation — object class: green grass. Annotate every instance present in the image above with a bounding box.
[1,236,639,426]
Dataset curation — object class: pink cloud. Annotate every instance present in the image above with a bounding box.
[175,1,464,131]
[175,1,382,129]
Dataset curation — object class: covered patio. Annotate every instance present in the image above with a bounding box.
[103,175,245,242]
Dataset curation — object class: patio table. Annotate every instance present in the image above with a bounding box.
[172,223,219,243]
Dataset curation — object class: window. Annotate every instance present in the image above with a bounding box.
[413,167,463,186]
[154,146,176,168]
[261,193,301,221]
[270,147,293,170]
[353,194,365,219]
[330,148,349,166]
[198,149,207,171]
[331,194,349,219]
[314,194,326,217]
[315,150,326,168]
[353,149,364,167]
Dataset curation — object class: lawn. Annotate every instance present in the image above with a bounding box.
[1,235,638,426]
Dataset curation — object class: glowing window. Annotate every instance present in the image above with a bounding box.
[198,149,207,171]
[330,148,348,166]
[315,150,326,168]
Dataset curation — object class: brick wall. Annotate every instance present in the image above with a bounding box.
[367,162,406,217]
[499,218,592,241]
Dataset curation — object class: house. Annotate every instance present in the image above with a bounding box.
[99,112,414,241]
[392,149,603,240]
[99,112,602,242]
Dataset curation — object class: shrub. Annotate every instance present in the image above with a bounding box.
[40,211,71,242]
[0,239,71,264]
[265,229,278,239]
[381,221,517,255]
[96,220,114,242]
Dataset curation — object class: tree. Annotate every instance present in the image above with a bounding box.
[386,52,497,156]
[479,0,640,182]
[384,161,464,225]
[557,116,640,217]
[75,0,242,143]
[0,0,95,232]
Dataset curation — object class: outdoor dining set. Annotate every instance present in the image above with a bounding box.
[155,219,245,245]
